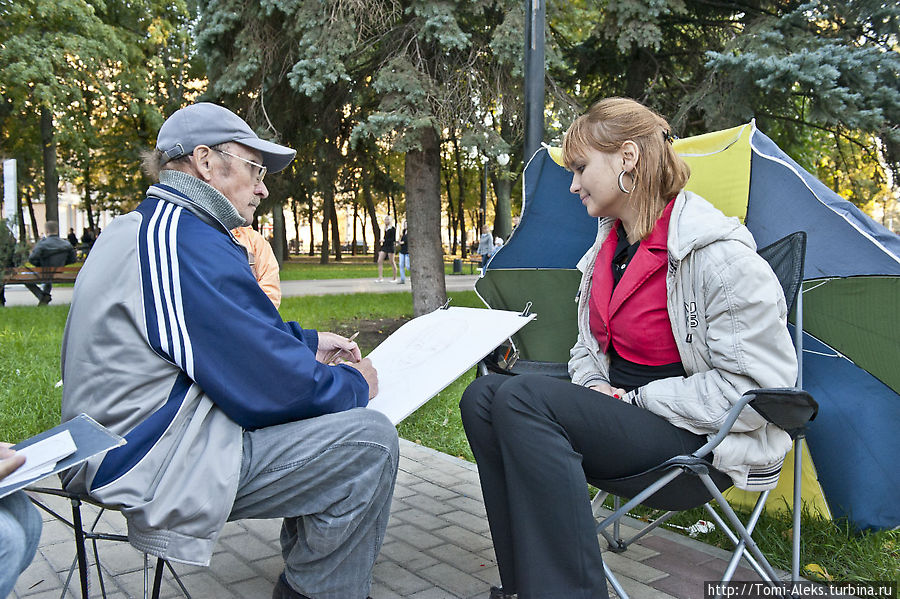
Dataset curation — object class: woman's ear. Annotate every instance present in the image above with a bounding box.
[620,140,640,172]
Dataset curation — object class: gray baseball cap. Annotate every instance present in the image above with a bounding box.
[156,102,296,173]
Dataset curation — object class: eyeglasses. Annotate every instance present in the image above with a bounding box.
[215,149,267,184]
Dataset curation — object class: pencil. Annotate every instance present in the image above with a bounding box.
[325,331,359,365]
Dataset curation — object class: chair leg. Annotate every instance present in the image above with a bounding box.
[792,438,804,581]
[700,476,782,584]
[152,558,165,599]
[604,561,629,599]
[164,560,192,598]
[70,497,91,599]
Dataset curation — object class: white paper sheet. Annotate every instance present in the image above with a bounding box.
[366,306,536,424]
[3,429,76,487]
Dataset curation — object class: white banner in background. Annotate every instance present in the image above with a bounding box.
[3,158,17,238]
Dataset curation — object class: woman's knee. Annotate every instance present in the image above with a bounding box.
[459,374,509,422]
[490,375,556,426]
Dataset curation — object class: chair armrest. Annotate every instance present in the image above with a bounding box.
[746,387,818,439]
[692,387,818,460]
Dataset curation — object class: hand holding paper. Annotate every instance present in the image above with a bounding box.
[1,430,77,487]
[0,443,26,479]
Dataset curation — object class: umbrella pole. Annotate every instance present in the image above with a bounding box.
[792,284,805,582]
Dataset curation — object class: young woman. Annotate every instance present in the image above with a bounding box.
[376,216,397,282]
[459,98,798,599]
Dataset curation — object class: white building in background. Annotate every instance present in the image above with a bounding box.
[1,181,115,243]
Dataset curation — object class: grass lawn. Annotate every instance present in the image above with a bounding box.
[279,254,475,280]
[1,291,897,584]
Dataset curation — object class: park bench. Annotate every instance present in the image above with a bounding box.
[1,264,81,306]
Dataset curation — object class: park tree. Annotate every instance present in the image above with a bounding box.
[695,1,900,211]
[554,0,899,216]
[0,0,197,238]
[0,0,125,227]
[195,0,534,314]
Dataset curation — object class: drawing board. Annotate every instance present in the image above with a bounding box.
[366,306,536,424]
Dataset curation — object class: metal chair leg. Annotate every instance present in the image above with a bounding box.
[604,561,629,599]
[792,437,804,581]
[70,497,91,599]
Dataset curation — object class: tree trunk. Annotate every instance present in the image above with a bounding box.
[406,126,446,316]
[492,172,513,239]
[362,175,380,261]
[320,193,332,264]
[25,192,39,242]
[84,155,96,231]
[40,107,59,225]
[16,186,25,241]
[272,203,286,266]
[330,202,342,261]
[307,194,315,256]
[452,137,468,258]
[352,201,359,255]
[442,149,458,255]
[291,196,301,254]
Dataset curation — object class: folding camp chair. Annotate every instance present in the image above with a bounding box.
[27,485,191,599]
[477,205,817,595]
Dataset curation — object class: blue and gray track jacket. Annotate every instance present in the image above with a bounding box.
[60,175,368,564]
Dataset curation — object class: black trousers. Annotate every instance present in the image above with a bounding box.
[460,374,731,599]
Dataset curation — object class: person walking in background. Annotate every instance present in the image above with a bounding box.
[477,225,494,272]
[67,228,79,246]
[0,443,43,598]
[397,219,410,284]
[232,226,282,308]
[25,220,77,305]
[376,215,397,282]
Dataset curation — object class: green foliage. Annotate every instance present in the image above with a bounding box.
[0,0,197,219]
[0,224,28,268]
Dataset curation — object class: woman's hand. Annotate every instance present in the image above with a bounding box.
[316,332,362,364]
[590,382,627,400]
[0,442,25,481]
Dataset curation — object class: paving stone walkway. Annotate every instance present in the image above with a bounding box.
[15,439,778,599]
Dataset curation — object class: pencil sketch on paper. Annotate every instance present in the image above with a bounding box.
[365,306,535,424]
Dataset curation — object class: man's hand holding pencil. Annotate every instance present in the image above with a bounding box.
[316,331,378,399]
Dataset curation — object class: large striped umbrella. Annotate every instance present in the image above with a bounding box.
[480,124,900,531]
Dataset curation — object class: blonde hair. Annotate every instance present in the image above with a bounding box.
[562,98,690,240]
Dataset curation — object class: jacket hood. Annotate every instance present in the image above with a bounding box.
[667,191,756,260]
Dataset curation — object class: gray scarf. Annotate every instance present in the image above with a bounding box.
[156,170,246,230]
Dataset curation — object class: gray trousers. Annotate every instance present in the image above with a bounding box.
[0,491,43,598]
[229,408,399,599]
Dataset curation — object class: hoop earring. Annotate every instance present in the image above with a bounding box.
[617,170,636,194]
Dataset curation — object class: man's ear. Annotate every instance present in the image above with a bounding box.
[191,145,214,182]
[620,140,640,172]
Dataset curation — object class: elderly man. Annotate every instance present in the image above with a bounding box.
[60,103,398,599]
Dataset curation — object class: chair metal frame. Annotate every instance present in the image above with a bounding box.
[27,486,191,599]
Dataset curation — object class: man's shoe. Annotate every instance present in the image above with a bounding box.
[273,573,312,599]
[489,586,517,599]
[272,573,375,599]
[38,293,51,306]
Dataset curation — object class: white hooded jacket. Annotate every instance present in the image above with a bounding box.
[569,191,797,490]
